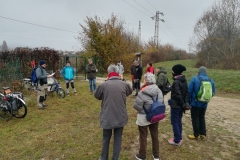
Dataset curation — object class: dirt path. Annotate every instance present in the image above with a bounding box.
[95,77,240,134]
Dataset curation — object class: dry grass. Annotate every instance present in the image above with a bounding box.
[0,80,239,160]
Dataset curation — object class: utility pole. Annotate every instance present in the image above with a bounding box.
[151,11,164,49]
[138,21,141,45]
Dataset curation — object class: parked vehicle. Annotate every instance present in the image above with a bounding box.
[0,87,27,121]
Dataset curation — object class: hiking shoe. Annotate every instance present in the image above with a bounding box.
[188,135,201,140]
[168,138,182,146]
[135,154,146,160]
[200,135,206,140]
[43,103,48,107]
[152,155,160,160]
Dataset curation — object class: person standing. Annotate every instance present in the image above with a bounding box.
[146,62,154,74]
[94,64,132,160]
[117,60,124,80]
[188,66,215,140]
[130,60,136,91]
[168,64,189,146]
[133,60,143,96]
[36,60,51,109]
[133,72,163,160]
[61,61,77,96]
[86,58,97,94]
[156,66,168,97]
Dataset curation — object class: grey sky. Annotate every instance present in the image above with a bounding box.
[0,0,217,51]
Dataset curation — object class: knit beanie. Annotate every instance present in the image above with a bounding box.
[39,60,46,66]
[157,66,163,70]
[172,64,186,75]
[198,66,207,74]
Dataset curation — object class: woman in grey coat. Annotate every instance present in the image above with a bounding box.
[133,72,163,160]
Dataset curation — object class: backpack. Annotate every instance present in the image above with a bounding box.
[161,79,171,95]
[31,68,38,83]
[31,67,43,84]
[196,76,213,102]
[143,94,166,123]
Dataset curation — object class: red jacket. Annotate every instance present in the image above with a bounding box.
[146,66,154,74]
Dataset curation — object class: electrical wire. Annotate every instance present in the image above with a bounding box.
[0,15,78,33]
[133,0,154,16]
[122,0,151,17]
[145,0,158,11]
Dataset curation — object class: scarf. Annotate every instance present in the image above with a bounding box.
[108,72,119,79]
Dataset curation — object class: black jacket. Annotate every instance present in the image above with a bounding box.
[133,65,142,80]
[130,65,135,75]
[170,75,188,109]
[86,64,97,79]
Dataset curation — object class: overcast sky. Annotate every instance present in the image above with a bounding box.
[0,0,217,52]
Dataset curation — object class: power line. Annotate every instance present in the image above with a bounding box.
[0,15,78,34]
[133,0,154,15]
[122,0,151,17]
[145,0,158,11]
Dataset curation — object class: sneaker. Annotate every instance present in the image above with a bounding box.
[168,138,182,146]
[188,135,201,140]
[135,154,146,160]
[152,155,159,160]
[43,103,48,107]
[200,135,206,140]
[37,104,45,110]
[90,92,93,95]
[74,92,77,95]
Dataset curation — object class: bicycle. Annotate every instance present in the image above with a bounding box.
[0,87,27,121]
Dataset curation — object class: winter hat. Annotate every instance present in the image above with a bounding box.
[172,64,186,75]
[39,60,46,66]
[198,66,207,74]
[157,66,163,70]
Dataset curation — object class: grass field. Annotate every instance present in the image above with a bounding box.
[0,80,239,160]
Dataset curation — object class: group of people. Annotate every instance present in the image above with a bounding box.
[95,62,215,160]
[34,59,215,160]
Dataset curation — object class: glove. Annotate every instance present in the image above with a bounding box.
[168,99,172,105]
[185,103,192,110]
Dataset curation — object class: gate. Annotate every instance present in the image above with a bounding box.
[58,55,104,80]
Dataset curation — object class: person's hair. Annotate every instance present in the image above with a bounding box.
[66,61,71,64]
[148,62,152,66]
[88,58,92,61]
[107,64,119,74]
[144,72,156,84]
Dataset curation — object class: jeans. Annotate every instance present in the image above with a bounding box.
[88,79,96,92]
[171,108,183,143]
[138,123,159,159]
[100,127,124,160]
[190,107,207,137]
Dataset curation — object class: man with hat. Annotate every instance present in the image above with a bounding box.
[188,66,215,140]
[168,64,189,146]
[36,60,51,109]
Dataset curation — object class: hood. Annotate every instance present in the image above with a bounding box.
[141,84,160,97]
[159,68,167,74]
[174,75,187,83]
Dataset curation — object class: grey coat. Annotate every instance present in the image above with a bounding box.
[36,65,47,85]
[94,76,132,129]
[133,84,163,114]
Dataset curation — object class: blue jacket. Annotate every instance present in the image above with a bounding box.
[61,66,74,80]
[188,73,215,108]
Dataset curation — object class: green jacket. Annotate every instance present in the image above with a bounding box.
[156,68,168,89]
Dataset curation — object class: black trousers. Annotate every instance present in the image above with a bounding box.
[101,127,123,160]
[190,107,207,137]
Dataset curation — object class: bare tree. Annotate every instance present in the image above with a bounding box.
[192,0,240,69]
